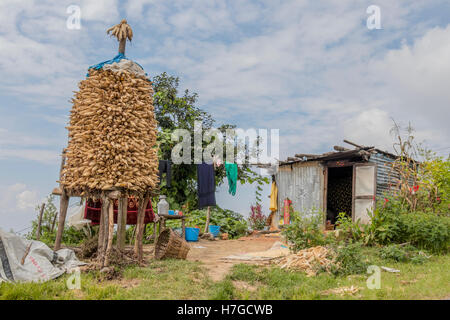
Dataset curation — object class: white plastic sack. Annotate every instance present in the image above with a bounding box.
[67,202,91,230]
[102,59,147,78]
[0,229,85,283]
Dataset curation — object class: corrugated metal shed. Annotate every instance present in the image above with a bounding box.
[272,141,403,223]
[368,152,397,197]
[275,161,324,220]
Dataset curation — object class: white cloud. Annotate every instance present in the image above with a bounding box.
[16,190,39,210]
[80,0,119,23]
[0,183,42,232]
[0,149,59,164]
[0,128,60,164]
[368,25,450,141]
[131,1,449,159]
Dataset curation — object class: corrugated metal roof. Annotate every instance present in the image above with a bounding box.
[278,140,399,166]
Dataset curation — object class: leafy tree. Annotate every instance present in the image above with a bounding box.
[152,72,269,211]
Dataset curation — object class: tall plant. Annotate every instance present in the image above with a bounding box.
[389,120,449,213]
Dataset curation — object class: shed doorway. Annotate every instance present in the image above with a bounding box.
[326,166,353,226]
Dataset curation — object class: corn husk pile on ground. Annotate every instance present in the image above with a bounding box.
[60,20,159,197]
[321,286,360,296]
[274,246,334,277]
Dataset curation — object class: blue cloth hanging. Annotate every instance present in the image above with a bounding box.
[197,163,216,208]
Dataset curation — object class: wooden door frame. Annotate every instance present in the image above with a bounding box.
[322,166,328,226]
[352,163,377,222]
[323,162,354,226]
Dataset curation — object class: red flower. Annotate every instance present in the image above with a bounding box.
[413,185,419,192]
[384,198,389,203]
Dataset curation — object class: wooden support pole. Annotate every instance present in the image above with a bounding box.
[97,196,110,265]
[343,139,365,149]
[119,38,126,55]
[102,198,110,261]
[116,197,127,252]
[204,206,211,234]
[50,209,58,233]
[97,201,105,258]
[181,217,186,239]
[104,201,115,267]
[134,195,149,262]
[54,149,68,251]
[54,190,69,251]
[153,221,158,242]
[36,203,46,241]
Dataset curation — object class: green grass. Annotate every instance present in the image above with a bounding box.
[0,260,215,300]
[214,248,450,300]
[115,259,213,299]
[1,249,449,300]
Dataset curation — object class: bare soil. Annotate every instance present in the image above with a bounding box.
[143,234,280,281]
[184,235,279,281]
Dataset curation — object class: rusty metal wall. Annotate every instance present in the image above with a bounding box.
[368,152,397,197]
[275,161,324,222]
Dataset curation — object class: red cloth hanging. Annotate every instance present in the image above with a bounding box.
[283,198,292,225]
[84,197,155,225]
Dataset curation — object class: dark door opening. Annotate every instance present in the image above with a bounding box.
[326,166,353,226]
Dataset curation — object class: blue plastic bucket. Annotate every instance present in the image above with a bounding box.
[185,227,200,242]
[209,225,221,237]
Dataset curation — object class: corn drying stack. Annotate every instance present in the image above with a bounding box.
[55,20,158,265]
[60,20,159,196]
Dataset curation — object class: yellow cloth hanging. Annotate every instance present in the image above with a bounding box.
[269,181,278,212]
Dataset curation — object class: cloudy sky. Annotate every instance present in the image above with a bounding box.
[1,0,449,232]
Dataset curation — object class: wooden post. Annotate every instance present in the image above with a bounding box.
[54,190,69,250]
[50,210,58,233]
[181,216,186,239]
[36,203,46,241]
[153,221,158,242]
[204,206,211,234]
[119,38,126,55]
[116,197,127,251]
[97,200,105,258]
[97,196,110,265]
[54,149,68,251]
[134,195,149,262]
[104,201,115,267]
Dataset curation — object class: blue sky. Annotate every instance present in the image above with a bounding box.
[1,0,450,232]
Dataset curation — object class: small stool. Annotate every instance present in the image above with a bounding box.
[157,214,186,240]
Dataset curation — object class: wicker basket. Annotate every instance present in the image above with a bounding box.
[154,229,190,260]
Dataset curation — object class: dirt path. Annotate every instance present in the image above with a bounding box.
[143,235,280,281]
[186,236,279,281]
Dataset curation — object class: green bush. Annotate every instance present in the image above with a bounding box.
[34,226,89,247]
[336,201,450,253]
[183,207,248,239]
[371,200,449,252]
[327,242,369,276]
[379,244,430,264]
[26,195,90,246]
[282,210,330,252]
[389,212,450,253]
